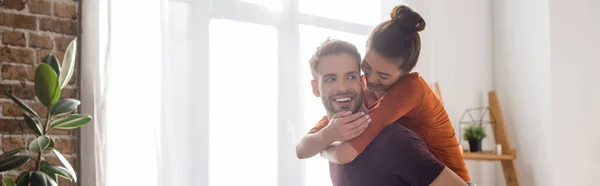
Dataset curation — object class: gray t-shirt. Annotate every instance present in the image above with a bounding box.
[329,122,445,186]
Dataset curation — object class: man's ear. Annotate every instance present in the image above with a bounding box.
[311,80,321,97]
[360,75,365,86]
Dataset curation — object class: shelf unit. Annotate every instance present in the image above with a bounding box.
[432,83,521,186]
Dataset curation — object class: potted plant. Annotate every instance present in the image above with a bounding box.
[0,38,90,186]
[463,125,487,152]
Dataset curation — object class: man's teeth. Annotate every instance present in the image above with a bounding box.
[335,98,351,102]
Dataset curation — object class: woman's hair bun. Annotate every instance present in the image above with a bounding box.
[390,5,426,32]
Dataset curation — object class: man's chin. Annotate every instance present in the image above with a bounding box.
[332,107,350,113]
[334,106,359,114]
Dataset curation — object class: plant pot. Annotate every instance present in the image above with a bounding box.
[468,140,482,152]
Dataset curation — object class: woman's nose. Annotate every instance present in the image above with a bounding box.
[366,75,378,84]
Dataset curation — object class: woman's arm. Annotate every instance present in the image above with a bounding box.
[319,106,416,164]
[346,75,425,155]
[319,141,358,164]
[296,126,336,159]
[317,75,426,164]
[296,112,370,159]
[429,167,468,186]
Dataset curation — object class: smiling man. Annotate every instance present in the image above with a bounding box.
[295,39,467,186]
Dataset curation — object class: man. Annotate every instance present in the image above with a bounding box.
[296,39,466,186]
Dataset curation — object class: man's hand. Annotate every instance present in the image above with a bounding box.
[323,111,371,142]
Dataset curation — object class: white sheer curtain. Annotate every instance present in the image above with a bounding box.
[81,0,401,185]
[81,0,163,185]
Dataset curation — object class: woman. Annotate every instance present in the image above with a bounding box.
[299,5,473,184]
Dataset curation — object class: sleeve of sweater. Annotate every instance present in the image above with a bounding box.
[347,74,425,153]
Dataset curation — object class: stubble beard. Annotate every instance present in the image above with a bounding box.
[322,91,363,118]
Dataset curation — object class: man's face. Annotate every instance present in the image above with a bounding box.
[311,53,363,117]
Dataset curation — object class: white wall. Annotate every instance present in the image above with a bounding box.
[548,0,600,185]
[427,0,494,136]
[492,0,553,186]
[494,0,600,185]
[409,0,497,185]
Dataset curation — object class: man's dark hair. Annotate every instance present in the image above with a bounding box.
[308,39,362,79]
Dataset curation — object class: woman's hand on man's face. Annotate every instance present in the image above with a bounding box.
[323,111,371,142]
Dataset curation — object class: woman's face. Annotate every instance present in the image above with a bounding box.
[361,50,406,94]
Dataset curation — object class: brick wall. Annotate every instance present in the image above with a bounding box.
[0,0,78,185]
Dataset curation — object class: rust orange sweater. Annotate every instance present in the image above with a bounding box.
[309,72,471,182]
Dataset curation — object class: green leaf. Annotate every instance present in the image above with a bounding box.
[48,138,55,148]
[463,126,487,141]
[23,114,42,136]
[30,171,57,186]
[3,177,15,186]
[59,38,77,90]
[41,162,73,181]
[51,149,76,182]
[35,63,61,107]
[50,99,80,116]
[0,147,25,159]
[39,161,57,182]
[28,135,51,153]
[0,155,30,172]
[4,93,39,118]
[42,54,61,76]
[15,171,29,186]
[50,114,91,130]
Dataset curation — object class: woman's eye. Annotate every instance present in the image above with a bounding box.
[348,75,357,80]
[362,63,370,69]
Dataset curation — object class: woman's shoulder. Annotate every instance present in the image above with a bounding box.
[389,72,428,95]
[402,72,425,85]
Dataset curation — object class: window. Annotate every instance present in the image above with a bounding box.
[239,0,283,11]
[105,0,163,185]
[299,0,381,26]
[166,0,391,185]
[209,19,279,186]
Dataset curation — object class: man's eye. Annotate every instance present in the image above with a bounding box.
[348,75,357,80]
[325,78,335,82]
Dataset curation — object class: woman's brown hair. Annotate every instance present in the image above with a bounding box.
[366,5,426,73]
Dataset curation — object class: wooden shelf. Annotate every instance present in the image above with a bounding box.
[463,151,514,160]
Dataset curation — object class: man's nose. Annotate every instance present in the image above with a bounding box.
[334,79,348,89]
[334,78,354,91]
